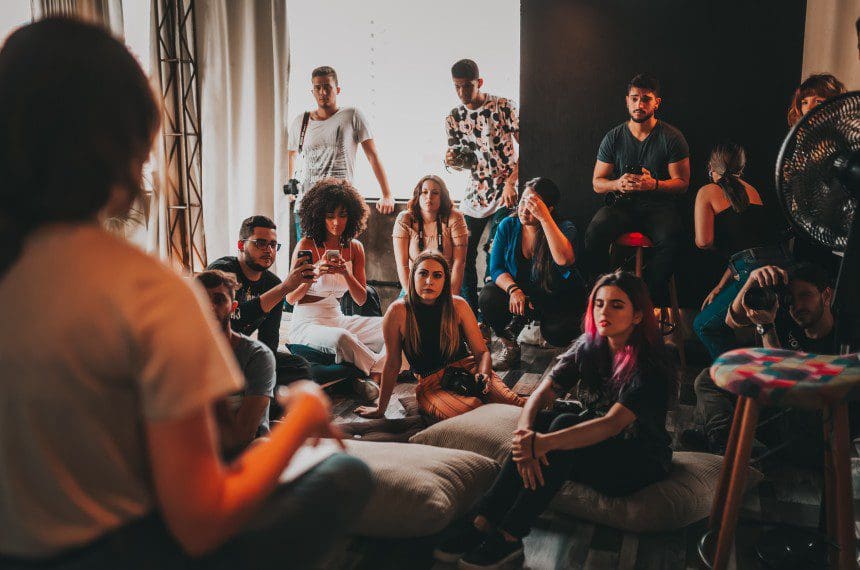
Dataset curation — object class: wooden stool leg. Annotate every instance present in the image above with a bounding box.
[635,246,643,277]
[668,276,686,370]
[825,402,857,569]
[710,396,748,529]
[713,397,759,570]
[823,410,837,559]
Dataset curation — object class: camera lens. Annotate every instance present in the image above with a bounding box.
[743,286,777,311]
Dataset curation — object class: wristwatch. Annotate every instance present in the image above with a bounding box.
[755,322,774,336]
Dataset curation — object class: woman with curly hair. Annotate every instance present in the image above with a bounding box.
[392,175,468,295]
[286,178,384,395]
[787,73,845,126]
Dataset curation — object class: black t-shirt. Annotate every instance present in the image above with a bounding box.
[547,335,674,470]
[207,256,283,355]
[774,310,836,354]
[596,120,690,204]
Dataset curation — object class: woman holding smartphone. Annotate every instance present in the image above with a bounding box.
[356,252,523,422]
[479,177,585,371]
[286,178,384,397]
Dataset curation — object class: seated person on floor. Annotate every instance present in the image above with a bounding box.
[393,174,469,296]
[693,141,788,362]
[208,215,314,385]
[196,270,277,457]
[356,252,524,422]
[286,178,383,401]
[583,73,690,305]
[0,19,371,568]
[685,263,835,457]
[434,271,677,569]
[479,177,584,371]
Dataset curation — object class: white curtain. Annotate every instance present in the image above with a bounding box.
[31,0,124,36]
[195,0,290,269]
[802,0,860,90]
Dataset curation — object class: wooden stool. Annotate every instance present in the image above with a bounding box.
[704,348,860,569]
[612,232,687,369]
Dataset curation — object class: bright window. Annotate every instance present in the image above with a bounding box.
[287,0,520,201]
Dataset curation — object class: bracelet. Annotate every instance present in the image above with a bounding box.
[654,178,659,191]
[530,433,537,459]
[506,283,521,295]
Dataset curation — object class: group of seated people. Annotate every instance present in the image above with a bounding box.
[1,17,855,570]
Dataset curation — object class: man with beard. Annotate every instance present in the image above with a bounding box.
[208,215,315,385]
[584,74,690,304]
[685,262,838,458]
[195,270,276,456]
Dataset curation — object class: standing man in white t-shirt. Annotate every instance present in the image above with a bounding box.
[445,58,520,320]
[287,66,395,239]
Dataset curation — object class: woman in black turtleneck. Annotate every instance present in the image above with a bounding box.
[356,251,524,421]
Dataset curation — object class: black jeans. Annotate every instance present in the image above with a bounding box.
[473,410,668,538]
[462,209,511,318]
[478,282,583,348]
[1,454,373,570]
[583,199,684,304]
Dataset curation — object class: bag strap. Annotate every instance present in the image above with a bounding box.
[297,111,311,153]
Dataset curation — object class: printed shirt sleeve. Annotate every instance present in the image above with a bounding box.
[502,98,519,136]
[286,114,302,152]
[546,337,586,394]
[449,211,469,247]
[596,130,617,165]
[352,108,373,143]
[132,273,243,421]
[446,112,461,148]
[244,342,277,397]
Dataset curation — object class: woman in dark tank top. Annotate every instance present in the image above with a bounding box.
[692,142,789,361]
[355,252,524,421]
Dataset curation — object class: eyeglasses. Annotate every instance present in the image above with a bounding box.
[245,239,282,251]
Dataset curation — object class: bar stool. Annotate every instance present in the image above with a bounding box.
[702,347,860,569]
[612,232,687,369]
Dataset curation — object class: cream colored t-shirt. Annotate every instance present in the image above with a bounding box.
[0,224,243,558]
[392,210,469,269]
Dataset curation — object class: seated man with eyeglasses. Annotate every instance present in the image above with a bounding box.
[209,215,314,385]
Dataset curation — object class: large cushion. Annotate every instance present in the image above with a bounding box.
[409,403,522,464]
[344,440,499,538]
[409,404,763,532]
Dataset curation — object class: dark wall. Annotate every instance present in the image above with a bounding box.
[520,0,807,305]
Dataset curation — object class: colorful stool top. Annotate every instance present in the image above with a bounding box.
[710,347,860,409]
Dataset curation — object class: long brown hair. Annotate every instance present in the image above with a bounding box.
[403,252,460,362]
[787,73,845,126]
[708,141,749,213]
[522,177,562,292]
[406,175,454,248]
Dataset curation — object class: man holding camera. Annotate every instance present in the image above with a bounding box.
[583,74,690,304]
[287,66,394,239]
[445,58,520,318]
[686,262,835,455]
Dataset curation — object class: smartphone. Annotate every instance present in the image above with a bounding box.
[296,249,313,267]
[623,164,643,175]
[324,249,342,263]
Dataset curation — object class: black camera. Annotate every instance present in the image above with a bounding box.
[449,145,479,171]
[743,283,790,311]
[440,368,485,398]
[283,178,301,195]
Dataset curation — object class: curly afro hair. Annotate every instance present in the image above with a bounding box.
[299,178,369,246]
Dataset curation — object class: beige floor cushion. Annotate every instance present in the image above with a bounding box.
[344,440,499,538]
[409,403,763,532]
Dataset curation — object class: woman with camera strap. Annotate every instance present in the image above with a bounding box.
[393,175,468,297]
[356,252,524,421]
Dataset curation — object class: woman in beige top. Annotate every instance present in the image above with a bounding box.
[392,175,468,295]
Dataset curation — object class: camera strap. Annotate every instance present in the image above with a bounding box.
[416,215,444,253]
[297,111,311,153]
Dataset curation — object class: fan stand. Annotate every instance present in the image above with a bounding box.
[753,153,860,569]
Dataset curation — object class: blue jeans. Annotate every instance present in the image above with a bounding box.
[693,246,792,361]
[461,208,511,319]
[294,212,302,241]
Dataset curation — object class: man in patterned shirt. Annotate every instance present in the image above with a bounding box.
[445,58,520,320]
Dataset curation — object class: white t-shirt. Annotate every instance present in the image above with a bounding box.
[287,107,372,208]
[0,223,243,558]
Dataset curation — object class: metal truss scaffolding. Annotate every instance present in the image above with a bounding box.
[154,0,207,272]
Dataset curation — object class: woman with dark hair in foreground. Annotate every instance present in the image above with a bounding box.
[435,272,677,569]
[0,18,370,568]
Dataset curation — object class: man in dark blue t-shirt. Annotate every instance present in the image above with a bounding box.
[584,74,690,303]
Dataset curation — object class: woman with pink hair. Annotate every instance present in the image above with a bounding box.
[434,271,678,569]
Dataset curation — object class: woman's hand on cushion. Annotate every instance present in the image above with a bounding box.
[355,404,385,419]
